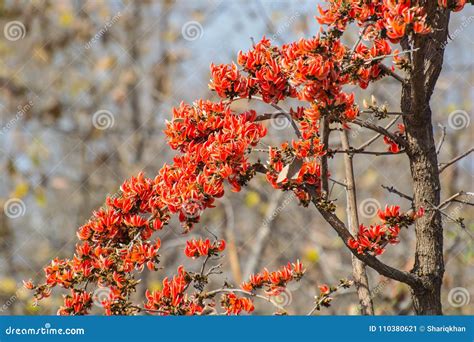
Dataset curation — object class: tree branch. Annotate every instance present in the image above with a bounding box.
[313,203,422,289]
[435,124,447,155]
[438,147,474,173]
[330,149,405,156]
[320,116,330,198]
[352,118,407,148]
[381,185,414,203]
[438,191,474,210]
[340,129,374,315]
[204,288,288,313]
[357,117,400,151]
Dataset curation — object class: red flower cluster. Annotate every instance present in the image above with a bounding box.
[163,100,267,202]
[438,0,466,12]
[241,260,305,295]
[58,290,92,316]
[317,1,431,43]
[143,266,203,315]
[209,63,256,99]
[348,205,424,255]
[378,204,424,227]
[236,37,297,103]
[221,293,255,315]
[265,143,324,205]
[184,239,226,259]
[319,284,330,295]
[383,124,405,153]
[348,223,401,255]
[27,97,268,315]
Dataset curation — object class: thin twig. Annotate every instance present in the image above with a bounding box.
[381,185,413,203]
[357,117,400,151]
[364,49,419,63]
[438,191,474,210]
[329,177,347,188]
[204,288,287,313]
[439,147,474,173]
[249,96,302,139]
[352,118,407,147]
[436,124,447,155]
[380,64,405,83]
[360,110,407,116]
[330,149,405,156]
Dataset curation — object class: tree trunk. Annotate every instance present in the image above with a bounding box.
[401,2,450,314]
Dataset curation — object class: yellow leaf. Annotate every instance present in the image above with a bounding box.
[59,12,74,27]
[11,182,29,199]
[35,187,47,207]
[245,191,261,208]
[25,302,41,314]
[96,56,117,71]
[0,277,17,294]
[304,248,319,263]
[148,280,162,291]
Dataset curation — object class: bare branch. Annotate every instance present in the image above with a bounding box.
[438,191,474,209]
[352,118,407,148]
[243,96,302,139]
[360,110,407,116]
[340,129,374,315]
[380,64,405,83]
[357,117,400,151]
[320,117,330,198]
[436,124,447,155]
[330,149,405,156]
[438,147,474,173]
[204,288,287,313]
[381,185,414,203]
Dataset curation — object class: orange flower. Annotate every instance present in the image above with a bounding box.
[319,284,330,295]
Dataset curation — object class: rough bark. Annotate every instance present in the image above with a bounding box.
[400,2,451,314]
